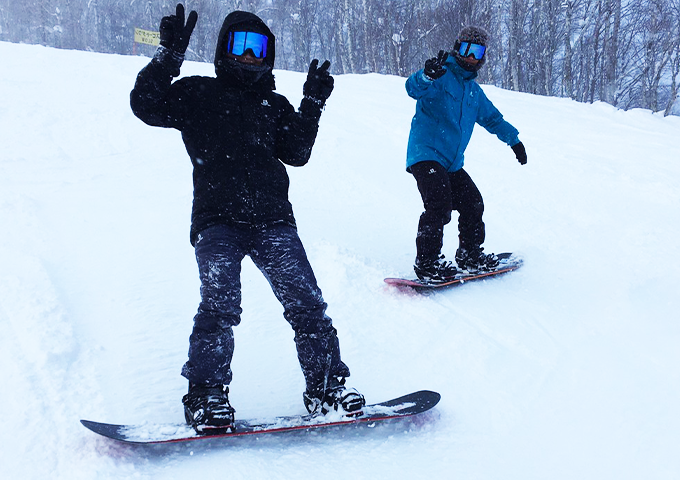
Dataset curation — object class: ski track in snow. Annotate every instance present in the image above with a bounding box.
[0,221,102,478]
[1,41,680,479]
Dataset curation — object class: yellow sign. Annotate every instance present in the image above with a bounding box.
[134,28,160,46]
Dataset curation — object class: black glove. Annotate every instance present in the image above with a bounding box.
[159,4,198,55]
[512,142,527,165]
[424,50,448,80]
[303,59,334,105]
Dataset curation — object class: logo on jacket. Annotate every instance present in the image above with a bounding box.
[261,99,271,107]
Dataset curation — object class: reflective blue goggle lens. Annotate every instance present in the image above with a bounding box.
[228,31,268,58]
[457,41,486,60]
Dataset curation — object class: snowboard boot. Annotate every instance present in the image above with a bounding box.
[303,377,365,417]
[414,254,459,283]
[455,247,499,272]
[182,383,235,434]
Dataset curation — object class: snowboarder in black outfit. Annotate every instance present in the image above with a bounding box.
[405,26,528,282]
[130,4,364,433]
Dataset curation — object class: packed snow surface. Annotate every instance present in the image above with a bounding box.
[1,41,679,479]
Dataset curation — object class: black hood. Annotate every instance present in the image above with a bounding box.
[214,11,276,86]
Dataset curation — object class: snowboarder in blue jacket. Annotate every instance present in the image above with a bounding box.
[405,26,527,282]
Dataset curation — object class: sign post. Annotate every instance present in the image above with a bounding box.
[133,27,160,54]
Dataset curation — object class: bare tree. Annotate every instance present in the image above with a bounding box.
[601,0,622,104]
[1,0,679,115]
[504,0,529,92]
[664,0,680,116]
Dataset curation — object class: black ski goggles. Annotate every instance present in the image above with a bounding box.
[455,41,486,60]
[226,31,268,59]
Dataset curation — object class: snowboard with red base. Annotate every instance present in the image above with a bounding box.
[80,390,440,445]
[385,252,522,290]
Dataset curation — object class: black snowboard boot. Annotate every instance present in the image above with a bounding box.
[414,254,459,282]
[455,247,499,272]
[303,377,365,416]
[182,383,235,434]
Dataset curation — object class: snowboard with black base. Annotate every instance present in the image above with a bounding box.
[80,390,441,445]
[385,252,522,290]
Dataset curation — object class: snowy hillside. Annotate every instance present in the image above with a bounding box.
[1,41,680,479]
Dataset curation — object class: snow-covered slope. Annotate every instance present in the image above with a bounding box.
[1,41,679,479]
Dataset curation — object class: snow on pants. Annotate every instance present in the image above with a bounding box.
[411,161,485,263]
[181,223,350,395]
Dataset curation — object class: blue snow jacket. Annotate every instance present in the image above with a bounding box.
[405,57,520,173]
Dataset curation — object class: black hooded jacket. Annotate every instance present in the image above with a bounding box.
[130,11,324,245]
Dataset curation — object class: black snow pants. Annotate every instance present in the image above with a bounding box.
[181,223,350,395]
[411,161,485,263]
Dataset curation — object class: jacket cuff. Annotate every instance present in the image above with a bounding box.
[299,96,324,120]
[421,71,435,82]
[152,46,185,77]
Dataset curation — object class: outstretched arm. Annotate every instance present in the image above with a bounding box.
[476,88,519,146]
[476,88,527,165]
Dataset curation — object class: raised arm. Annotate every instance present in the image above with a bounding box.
[130,4,197,128]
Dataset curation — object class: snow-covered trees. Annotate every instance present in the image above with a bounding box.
[1,0,678,114]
